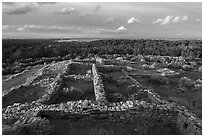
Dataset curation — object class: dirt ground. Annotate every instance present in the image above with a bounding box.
[2,85,46,108]
[131,72,202,119]
[70,64,92,75]
[48,118,179,135]
[100,70,139,102]
[2,65,43,91]
[51,79,95,104]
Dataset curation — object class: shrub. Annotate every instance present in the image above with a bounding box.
[148,76,169,85]
[179,77,194,89]
[62,87,84,99]
[2,117,53,135]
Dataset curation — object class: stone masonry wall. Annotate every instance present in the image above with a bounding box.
[36,99,178,133]
[147,90,202,135]
[176,109,202,135]
[92,64,108,105]
[38,62,72,104]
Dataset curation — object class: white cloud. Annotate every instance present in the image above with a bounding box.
[17,28,24,31]
[2,2,57,15]
[2,2,15,6]
[172,16,181,23]
[153,15,188,25]
[95,28,115,34]
[93,5,101,12]
[2,25,78,32]
[153,18,163,24]
[2,25,16,30]
[153,16,173,25]
[96,26,127,34]
[22,25,76,31]
[127,17,141,24]
[181,16,188,21]
[3,3,37,15]
[35,2,57,6]
[80,12,93,17]
[2,25,9,30]
[56,7,77,14]
[161,16,173,25]
[105,17,114,24]
[196,18,201,22]
[116,26,127,32]
[80,5,101,17]
[3,24,100,35]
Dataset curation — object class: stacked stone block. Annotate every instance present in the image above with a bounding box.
[92,64,108,105]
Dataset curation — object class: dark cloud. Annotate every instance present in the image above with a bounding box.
[55,7,79,14]
[93,5,101,12]
[3,2,57,15]
[105,17,114,24]
[35,2,57,6]
[2,2,15,6]
[3,3,35,15]
[80,12,93,18]
[79,5,102,17]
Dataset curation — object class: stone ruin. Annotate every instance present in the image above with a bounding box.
[2,59,202,135]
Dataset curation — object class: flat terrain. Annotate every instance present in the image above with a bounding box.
[3,85,46,108]
[70,64,92,75]
[54,79,95,103]
[2,65,43,91]
[48,119,179,135]
[128,64,202,118]
[99,69,135,102]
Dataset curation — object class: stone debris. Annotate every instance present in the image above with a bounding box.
[198,66,202,72]
[157,68,179,76]
[142,63,157,69]
[92,64,108,105]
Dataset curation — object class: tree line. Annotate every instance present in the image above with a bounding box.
[2,39,202,64]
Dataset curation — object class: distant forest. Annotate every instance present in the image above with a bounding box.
[2,39,202,63]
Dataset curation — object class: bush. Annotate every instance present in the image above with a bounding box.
[2,117,53,135]
[148,76,169,85]
[62,87,84,99]
[179,77,195,89]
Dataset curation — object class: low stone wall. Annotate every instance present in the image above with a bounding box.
[33,99,178,134]
[64,74,92,81]
[37,61,72,104]
[36,73,64,104]
[147,90,169,104]
[3,115,52,135]
[92,64,108,105]
[129,89,149,101]
[176,110,202,135]
[3,99,178,134]
[147,90,202,135]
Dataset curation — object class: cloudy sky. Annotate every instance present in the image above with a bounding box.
[2,2,202,39]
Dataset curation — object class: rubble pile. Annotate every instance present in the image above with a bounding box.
[64,74,92,81]
[179,77,202,91]
[157,68,179,76]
